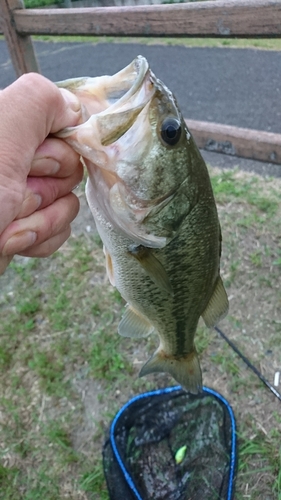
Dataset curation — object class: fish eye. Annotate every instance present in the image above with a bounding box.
[161,118,182,146]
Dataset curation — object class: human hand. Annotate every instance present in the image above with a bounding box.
[0,73,84,275]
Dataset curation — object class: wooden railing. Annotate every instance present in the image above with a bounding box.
[1,0,281,165]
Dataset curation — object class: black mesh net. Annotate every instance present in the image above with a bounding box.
[103,387,237,500]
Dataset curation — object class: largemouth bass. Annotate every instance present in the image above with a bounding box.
[56,56,228,393]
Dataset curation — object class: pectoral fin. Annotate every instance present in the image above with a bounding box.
[139,349,202,394]
[118,305,154,338]
[202,276,229,328]
[128,245,173,294]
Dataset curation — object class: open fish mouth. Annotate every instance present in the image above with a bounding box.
[104,55,152,114]
[56,55,154,125]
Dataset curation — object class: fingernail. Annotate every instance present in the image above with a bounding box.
[16,193,42,220]
[26,193,42,211]
[62,89,81,113]
[33,194,42,210]
[2,231,37,256]
[31,157,60,175]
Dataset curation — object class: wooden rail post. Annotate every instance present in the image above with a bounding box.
[186,120,281,165]
[12,0,281,37]
[0,0,39,77]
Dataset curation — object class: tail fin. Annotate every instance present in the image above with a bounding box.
[139,349,202,394]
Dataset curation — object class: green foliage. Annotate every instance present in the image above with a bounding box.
[0,345,13,370]
[273,249,281,267]
[24,0,62,8]
[0,463,20,495]
[211,170,279,221]
[16,297,41,315]
[28,351,66,396]
[79,463,108,498]
[239,431,281,479]
[29,32,281,52]
[195,326,213,355]
[21,468,60,500]
[250,250,263,268]
[89,328,133,382]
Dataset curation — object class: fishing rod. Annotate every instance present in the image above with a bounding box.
[215,326,281,403]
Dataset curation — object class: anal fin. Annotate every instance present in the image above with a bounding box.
[202,275,229,328]
[139,348,202,394]
[118,305,154,338]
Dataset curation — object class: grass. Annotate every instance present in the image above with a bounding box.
[30,34,281,51]
[0,169,280,499]
[3,30,281,51]
[238,428,281,499]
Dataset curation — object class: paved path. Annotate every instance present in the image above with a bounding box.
[1,40,281,176]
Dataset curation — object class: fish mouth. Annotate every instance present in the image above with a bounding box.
[56,55,153,122]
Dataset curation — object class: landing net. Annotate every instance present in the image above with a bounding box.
[103,386,237,500]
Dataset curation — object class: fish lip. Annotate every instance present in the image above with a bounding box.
[130,55,150,94]
[121,55,149,100]
[105,56,152,114]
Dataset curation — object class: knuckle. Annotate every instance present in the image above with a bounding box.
[19,73,58,106]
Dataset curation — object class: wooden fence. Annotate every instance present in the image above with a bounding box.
[1,0,281,165]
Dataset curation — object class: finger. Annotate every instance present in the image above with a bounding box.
[30,137,81,177]
[18,227,71,258]
[0,193,79,256]
[0,74,81,184]
[17,161,83,219]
